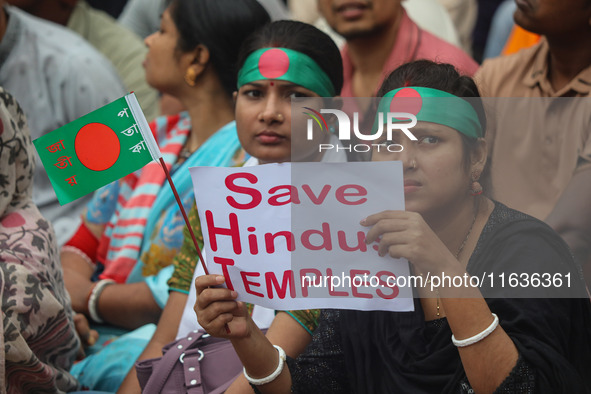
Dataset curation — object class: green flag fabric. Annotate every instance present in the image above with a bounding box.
[33,93,161,205]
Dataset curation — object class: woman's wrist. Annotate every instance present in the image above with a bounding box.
[243,345,286,385]
[231,320,279,382]
[87,279,115,323]
[82,282,97,316]
[229,316,262,344]
[452,313,499,347]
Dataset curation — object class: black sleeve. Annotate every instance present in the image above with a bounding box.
[456,354,536,393]
[287,310,350,394]
[493,355,536,393]
[471,218,591,393]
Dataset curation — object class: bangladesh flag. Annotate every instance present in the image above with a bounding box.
[33,93,161,205]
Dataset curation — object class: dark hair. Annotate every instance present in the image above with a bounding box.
[377,60,487,171]
[169,0,270,96]
[236,20,344,95]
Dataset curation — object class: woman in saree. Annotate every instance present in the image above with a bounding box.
[195,60,591,393]
[120,19,347,393]
[60,0,270,391]
[61,0,269,330]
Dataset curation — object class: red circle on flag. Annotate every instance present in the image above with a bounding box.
[75,123,120,171]
[390,88,423,115]
[258,49,290,79]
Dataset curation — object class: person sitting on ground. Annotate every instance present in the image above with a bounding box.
[60,0,270,391]
[195,60,591,393]
[119,19,347,394]
[0,86,82,393]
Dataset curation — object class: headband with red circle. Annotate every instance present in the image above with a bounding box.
[237,48,336,97]
[373,87,483,139]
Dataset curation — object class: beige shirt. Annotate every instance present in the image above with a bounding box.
[475,39,591,219]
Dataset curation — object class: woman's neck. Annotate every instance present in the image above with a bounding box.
[425,197,483,261]
[180,86,234,153]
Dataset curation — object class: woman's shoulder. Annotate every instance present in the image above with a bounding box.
[483,201,565,243]
[150,111,188,126]
[471,201,586,297]
[476,201,571,258]
[149,111,191,143]
[476,201,570,255]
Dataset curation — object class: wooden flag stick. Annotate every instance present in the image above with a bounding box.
[132,97,227,331]
[159,158,231,333]
[159,158,209,275]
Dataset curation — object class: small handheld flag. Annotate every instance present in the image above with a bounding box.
[33,93,162,205]
[33,93,212,278]
[34,93,215,324]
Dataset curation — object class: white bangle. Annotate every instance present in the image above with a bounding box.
[243,345,286,386]
[87,279,115,324]
[452,313,499,347]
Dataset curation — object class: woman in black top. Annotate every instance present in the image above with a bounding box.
[196,60,591,393]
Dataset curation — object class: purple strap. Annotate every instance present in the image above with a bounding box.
[142,331,207,394]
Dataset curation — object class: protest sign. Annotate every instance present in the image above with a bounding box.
[190,161,414,312]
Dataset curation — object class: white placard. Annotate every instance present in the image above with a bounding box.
[190,161,414,312]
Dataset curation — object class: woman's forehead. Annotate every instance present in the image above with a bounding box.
[241,80,321,96]
[376,121,458,137]
[243,80,298,88]
[411,121,457,133]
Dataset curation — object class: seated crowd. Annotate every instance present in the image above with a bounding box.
[1,0,590,393]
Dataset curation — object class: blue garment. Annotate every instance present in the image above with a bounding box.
[70,324,156,392]
[129,119,241,308]
[483,0,517,60]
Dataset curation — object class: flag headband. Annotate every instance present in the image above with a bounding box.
[374,87,483,139]
[237,47,336,97]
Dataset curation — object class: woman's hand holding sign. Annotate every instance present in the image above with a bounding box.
[362,210,460,277]
[195,275,251,338]
[195,274,293,393]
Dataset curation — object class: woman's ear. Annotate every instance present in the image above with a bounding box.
[195,44,210,64]
[232,91,238,103]
[183,44,211,87]
[193,44,211,73]
[470,138,487,173]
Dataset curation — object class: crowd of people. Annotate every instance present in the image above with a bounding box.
[1,0,590,393]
